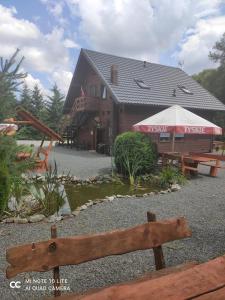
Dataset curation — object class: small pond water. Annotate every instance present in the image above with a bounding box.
[64,182,159,211]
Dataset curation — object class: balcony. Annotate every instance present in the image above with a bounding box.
[71,96,100,115]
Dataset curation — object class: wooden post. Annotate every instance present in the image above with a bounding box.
[171,132,175,152]
[51,225,61,297]
[147,212,165,270]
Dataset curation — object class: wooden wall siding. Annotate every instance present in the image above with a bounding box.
[156,136,212,153]
[118,105,214,153]
[71,65,217,152]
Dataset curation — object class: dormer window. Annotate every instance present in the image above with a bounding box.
[134,79,150,89]
[178,85,193,95]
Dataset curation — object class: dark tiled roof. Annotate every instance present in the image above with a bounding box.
[81,49,225,111]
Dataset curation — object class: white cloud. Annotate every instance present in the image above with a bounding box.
[23,73,48,95]
[64,0,224,64]
[51,70,73,94]
[177,16,225,74]
[63,38,79,48]
[0,5,72,72]
[0,4,78,96]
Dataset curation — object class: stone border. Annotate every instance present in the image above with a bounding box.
[2,172,182,224]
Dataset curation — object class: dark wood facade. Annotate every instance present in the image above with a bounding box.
[66,64,215,154]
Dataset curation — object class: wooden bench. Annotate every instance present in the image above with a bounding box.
[199,159,221,177]
[34,140,53,172]
[181,156,198,176]
[6,212,193,298]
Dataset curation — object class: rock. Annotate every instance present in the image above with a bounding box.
[72,210,80,216]
[106,196,115,201]
[160,190,168,194]
[135,194,144,197]
[48,214,63,223]
[8,197,18,212]
[116,195,124,198]
[102,174,111,180]
[14,217,28,224]
[80,205,87,210]
[143,193,149,197]
[3,217,14,223]
[171,183,181,191]
[29,214,45,223]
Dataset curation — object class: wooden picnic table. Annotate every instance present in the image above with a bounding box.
[52,254,225,300]
[182,155,220,177]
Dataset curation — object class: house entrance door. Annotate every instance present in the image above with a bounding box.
[96,128,105,153]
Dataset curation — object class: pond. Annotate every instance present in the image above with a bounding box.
[64,181,159,211]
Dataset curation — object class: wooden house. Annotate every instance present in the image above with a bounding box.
[63,49,225,153]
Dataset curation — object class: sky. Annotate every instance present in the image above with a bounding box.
[0,0,225,97]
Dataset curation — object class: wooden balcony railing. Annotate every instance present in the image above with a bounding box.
[71,96,100,115]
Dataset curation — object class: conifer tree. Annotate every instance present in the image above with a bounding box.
[31,84,44,120]
[20,83,32,111]
[46,84,64,132]
[0,48,26,121]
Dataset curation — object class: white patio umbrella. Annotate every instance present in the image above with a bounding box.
[133,105,222,152]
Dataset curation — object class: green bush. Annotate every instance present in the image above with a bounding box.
[0,163,10,215]
[114,132,158,185]
[0,135,35,205]
[159,166,186,188]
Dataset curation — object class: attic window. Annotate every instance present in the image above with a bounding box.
[178,85,193,95]
[135,79,150,89]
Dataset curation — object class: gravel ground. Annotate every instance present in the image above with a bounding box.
[17,140,112,179]
[1,165,225,299]
[49,146,112,179]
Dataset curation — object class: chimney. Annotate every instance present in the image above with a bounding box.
[111,65,118,85]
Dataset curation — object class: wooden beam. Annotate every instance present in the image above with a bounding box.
[6,217,191,278]
[51,225,61,297]
[147,212,165,270]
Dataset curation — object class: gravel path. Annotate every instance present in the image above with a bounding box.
[49,146,112,179]
[17,141,112,179]
[1,166,225,299]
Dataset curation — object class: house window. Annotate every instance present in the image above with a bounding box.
[160,133,170,142]
[89,85,97,97]
[175,133,185,141]
[101,85,107,99]
[178,85,193,95]
[134,79,150,89]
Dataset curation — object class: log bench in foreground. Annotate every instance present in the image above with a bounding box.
[6,212,196,299]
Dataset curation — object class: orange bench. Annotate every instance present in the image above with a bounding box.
[34,141,53,172]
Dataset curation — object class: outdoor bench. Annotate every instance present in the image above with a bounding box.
[6,212,193,299]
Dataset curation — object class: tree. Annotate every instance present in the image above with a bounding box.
[31,84,45,119]
[192,32,225,106]
[46,84,64,132]
[20,83,32,111]
[0,48,26,121]
[209,33,225,67]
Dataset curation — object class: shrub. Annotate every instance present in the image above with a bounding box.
[0,135,35,205]
[0,163,10,215]
[27,162,65,216]
[159,166,186,188]
[114,132,158,185]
